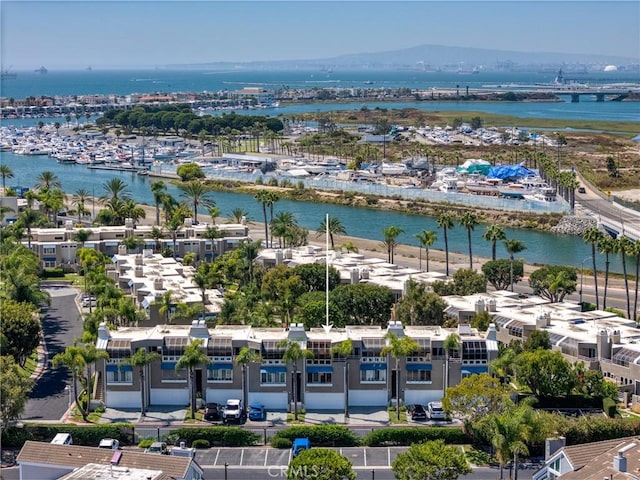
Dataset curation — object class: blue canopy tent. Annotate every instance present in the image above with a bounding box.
[487,164,536,180]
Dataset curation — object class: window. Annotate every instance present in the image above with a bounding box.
[107,369,132,384]
[43,246,56,255]
[307,372,332,385]
[406,370,431,383]
[360,369,386,383]
[207,368,232,382]
[462,341,487,362]
[260,370,286,385]
[43,260,56,268]
[162,368,186,382]
[431,347,445,360]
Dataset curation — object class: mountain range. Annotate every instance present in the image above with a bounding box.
[170,44,637,70]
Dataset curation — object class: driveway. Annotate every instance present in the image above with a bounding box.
[21,284,84,421]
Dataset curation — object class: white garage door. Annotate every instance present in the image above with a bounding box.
[405,389,443,406]
[349,389,388,407]
[149,388,188,406]
[304,392,344,410]
[248,392,288,410]
[105,391,139,409]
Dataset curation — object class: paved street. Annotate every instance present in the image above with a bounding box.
[21,283,83,422]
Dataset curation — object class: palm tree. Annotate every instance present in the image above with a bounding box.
[208,205,220,225]
[436,213,455,276]
[631,239,640,323]
[122,199,146,226]
[415,230,437,272]
[176,339,210,420]
[266,191,280,246]
[382,225,404,263]
[52,346,85,419]
[279,339,314,421]
[122,348,160,416]
[459,212,478,269]
[150,226,165,253]
[157,290,175,324]
[329,339,353,417]
[618,235,633,319]
[0,165,14,191]
[122,235,142,254]
[35,171,61,191]
[72,188,91,223]
[17,208,42,249]
[598,236,617,309]
[482,224,506,261]
[179,181,214,225]
[240,240,262,285]
[317,215,347,249]
[254,189,271,247]
[150,181,167,226]
[271,211,297,248]
[582,226,604,309]
[101,178,131,203]
[236,347,263,414]
[72,229,92,249]
[381,332,419,421]
[165,216,182,260]
[229,208,249,224]
[443,333,461,393]
[504,238,527,292]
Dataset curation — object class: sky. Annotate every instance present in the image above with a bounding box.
[1,1,638,69]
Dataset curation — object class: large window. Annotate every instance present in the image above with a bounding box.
[462,341,487,363]
[307,340,332,365]
[360,369,386,383]
[105,359,132,384]
[307,371,332,385]
[260,370,286,385]
[207,368,232,382]
[406,369,431,383]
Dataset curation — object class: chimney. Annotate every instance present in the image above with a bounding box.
[614,443,636,472]
[545,436,566,460]
[486,323,497,342]
[98,322,111,341]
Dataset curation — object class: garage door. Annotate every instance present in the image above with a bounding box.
[349,389,388,407]
[304,392,344,410]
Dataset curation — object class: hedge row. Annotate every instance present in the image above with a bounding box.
[363,427,468,447]
[166,427,260,447]
[1,424,134,448]
[270,425,360,447]
[603,397,617,418]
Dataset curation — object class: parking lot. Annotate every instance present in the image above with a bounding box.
[193,446,409,467]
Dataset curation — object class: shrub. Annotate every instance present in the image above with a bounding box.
[41,268,65,278]
[8,424,134,447]
[192,439,210,449]
[138,439,154,448]
[169,427,260,447]
[270,425,360,447]
[269,437,292,449]
[363,427,468,447]
[603,397,618,418]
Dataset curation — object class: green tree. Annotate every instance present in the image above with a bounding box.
[150,180,167,226]
[121,348,161,417]
[504,238,527,292]
[524,330,551,351]
[392,439,471,480]
[287,448,356,480]
[0,356,34,430]
[176,339,210,420]
[459,211,478,269]
[482,259,523,291]
[598,235,617,309]
[432,269,487,296]
[179,180,214,225]
[528,265,578,303]
[17,208,44,249]
[292,263,340,293]
[100,178,131,203]
[482,224,506,261]
[437,213,455,276]
[444,333,461,392]
[0,300,41,366]
[330,284,394,326]
[415,229,437,272]
[617,235,633,319]
[176,163,205,181]
[72,188,91,223]
[35,171,61,190]
[316,215,347,249]
[254,189,271,247]
[382,225,404,263]
[279,339,314,421]
[582,226,604,309]
[382,332,419,421]
[515,349,577,398]
[236,347,263,414]
[0,164,15,191]
[394,279,446,326]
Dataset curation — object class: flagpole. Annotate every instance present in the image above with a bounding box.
[325,213,330,328]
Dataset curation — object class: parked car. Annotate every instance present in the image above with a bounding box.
[578,186,586,194]
[145,442,169,455]
[292,438,310,458]
[427,401,447,420]
[82,296,97,307]
[98,438,120,450]
[248,403,267,421]
[204,402,222,421]
[222,399,245,424]
[409,404,427,421]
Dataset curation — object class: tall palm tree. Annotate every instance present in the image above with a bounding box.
[266,191,280,247]
[208,205,220,225]
[436,213,455,276]
[459,212,478,269]
[150,226,165,253]
[240,240,262,285]
[176,339,210,420]
[278,339,313,421]
[382,225,404,264]
[157,290,175,324]
[598,236,617,309]
[165,216,182,260]
[443,333,461,393]
[101,178,131,203]
[72,229,92,249]
[235,347,263,415]
[52,345,85,419]
[229,208,249,224]
[0,165,14,191]
[72,188,91,223]
[35,171,61,191]
[17,208,42,249]
[122,348,160,416]
[504,238,527,292]
[582,226,604,309]
[150,181,167,226]
[179,181,214,225]
[271,211,297,248]
[254,189,271,247]
[317,215,347,249]
[631,239,640,323]
[482,224,506,261]
[381,332,419,421]
[415,230,437,272]
[618,235,633,319]
[330,339,353,418]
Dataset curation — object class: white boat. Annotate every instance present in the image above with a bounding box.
[465,178,501,195]
[381,162,409,176]
[524,187,557,203]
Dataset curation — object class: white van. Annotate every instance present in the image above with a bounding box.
[51,433,73,445]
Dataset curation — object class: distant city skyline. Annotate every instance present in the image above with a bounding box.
[1,1,638,70]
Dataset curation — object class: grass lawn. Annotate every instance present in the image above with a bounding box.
[286,412,306,423]
[464,445,497,466]
[70,406,104,423]
[18,351,39,379]
[183,409,205,423]
[387,406,407,424]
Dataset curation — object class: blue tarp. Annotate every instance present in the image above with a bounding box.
[487,164,536,180]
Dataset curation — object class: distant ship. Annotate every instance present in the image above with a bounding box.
[35,66,48,74]
[1,68,17,79]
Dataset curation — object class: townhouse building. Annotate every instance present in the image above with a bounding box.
[95,320,498,411]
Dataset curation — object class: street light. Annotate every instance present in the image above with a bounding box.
[580,256,593,305]
[224,462,228,480]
